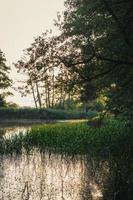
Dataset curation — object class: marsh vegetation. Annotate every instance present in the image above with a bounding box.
[0,119,133,200]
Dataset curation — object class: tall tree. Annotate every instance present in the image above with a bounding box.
[15,33,80,109]
[58,0,133,118]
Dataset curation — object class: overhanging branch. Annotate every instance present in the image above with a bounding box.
[103,0,132,48]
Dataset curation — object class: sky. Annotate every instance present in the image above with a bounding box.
[0,0,65,107]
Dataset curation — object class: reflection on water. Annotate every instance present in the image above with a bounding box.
[0,126,30,138]
[0,151,103,200]
[0,126,133,200]
[0,150,133,200]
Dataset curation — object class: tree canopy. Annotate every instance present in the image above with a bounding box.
[15,33,80,109]
[14,0,133,119]
[58,0,133,118]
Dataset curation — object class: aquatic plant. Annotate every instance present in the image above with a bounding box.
[0,119,133,159]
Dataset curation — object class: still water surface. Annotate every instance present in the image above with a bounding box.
[0,125,132,200]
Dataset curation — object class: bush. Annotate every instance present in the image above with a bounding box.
[87,110,98,119]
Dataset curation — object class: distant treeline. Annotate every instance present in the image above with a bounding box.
[0,108,90,120]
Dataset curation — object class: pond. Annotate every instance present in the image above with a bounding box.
[0,125,133,200]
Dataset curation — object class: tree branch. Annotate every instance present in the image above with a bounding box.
[103,0,132,48]
[96,55,133,65]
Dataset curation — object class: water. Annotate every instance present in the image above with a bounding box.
[0,151,105,200]
[0,126,30,138]
[0,125,133,200]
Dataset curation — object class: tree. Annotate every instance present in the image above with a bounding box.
[0,95,6,107]
[0,50,11,89]
[0,50,12,107]
[57,0,133,118]
[15,32,81,109]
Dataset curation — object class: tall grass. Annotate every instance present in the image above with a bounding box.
[0,119,133,158]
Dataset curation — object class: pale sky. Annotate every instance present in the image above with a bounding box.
[0,0,65,107]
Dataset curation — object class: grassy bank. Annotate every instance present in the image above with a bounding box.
[0,108,88,120]
[0,119,133,158]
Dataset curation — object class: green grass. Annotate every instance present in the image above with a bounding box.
[0,119,133,159]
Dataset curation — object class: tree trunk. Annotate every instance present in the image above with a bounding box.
[36,82,42,108]
[31,82,38,108]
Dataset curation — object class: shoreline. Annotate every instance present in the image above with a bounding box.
[0,119,57,126]
[0,119,87,127]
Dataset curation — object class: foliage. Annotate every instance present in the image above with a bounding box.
[0,50,12,90]
[0,107,88,120]
[0,95,6,107]
[11,0,133,120]
[0,119,133,158]
[56,0,133,119]
[15,32,80,109]
[87,110,98,119]
[0,50,12,107]
[6,102,19,108]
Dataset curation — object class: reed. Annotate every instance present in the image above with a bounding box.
[0,119,133,158]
